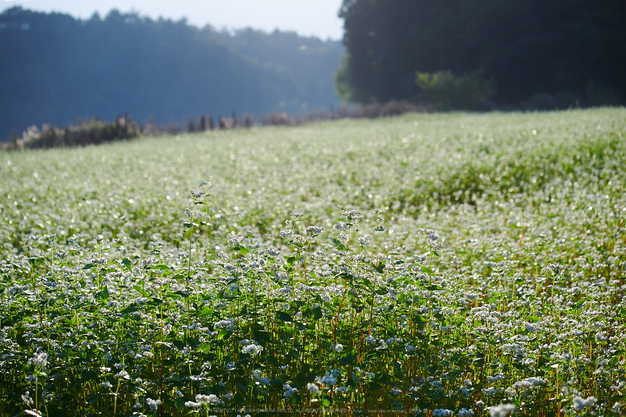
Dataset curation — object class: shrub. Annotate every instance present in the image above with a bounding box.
[415,71,495,110]
[16,115,139,150]
[260,112,297,126]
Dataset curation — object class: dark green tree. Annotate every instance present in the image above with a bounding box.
[336,0,626,106]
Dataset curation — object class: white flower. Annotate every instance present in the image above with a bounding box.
[28,352,48,368]
[145,398,161,412]
[318,374,337,386]
[21,391,34,406]
[195,394,223,405]
[214,318,235,331]
[511,376,546,390]
[283,384,298,398]
[573,396,597,410]
[458,408,474,417]
[241,340,263,355]
[306,226,325,237]
[334,343,344,352]
[489,404,515,417]
[184,401,201,409]
[114,370,130,380]
[307,383,320,395]
[432,409,453,417]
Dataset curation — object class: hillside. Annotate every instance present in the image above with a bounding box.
[0,108,625,415]
[0,7,343,140]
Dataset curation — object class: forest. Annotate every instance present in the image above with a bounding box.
[0,7,343,141]
[336,0,626,109]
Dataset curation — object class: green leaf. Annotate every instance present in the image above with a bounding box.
[286,255,300,267]
[311,306,323,320]
[238,246,249,255]
[276,311,293,322]
[198,306,214,317]
[80,370,98,383]
[150,264,174,271]
[133,285,148,297]
[372,262,385,274]
[332,238,350,251]
[196,343,212,353]
[252,329,271,346]
[340,352,357,365]
[83,264,96,270]
[121,258,132,272]
[96,287,109,300]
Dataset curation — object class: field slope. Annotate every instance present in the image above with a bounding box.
[1,108,625,416]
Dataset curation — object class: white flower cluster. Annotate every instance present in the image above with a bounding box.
[27,352,48,368]
[331,343,343,352]
[511,376,546,391]
[214,318,235,331]
[458,409,474,417]
[489,404,515,417]
[283,383,298,398]
[572,395,597,410]
[240,339,263,356]
[145,398,161,412]
[184,394,224,409]
[306,226,325,237]
[250,369,270,386]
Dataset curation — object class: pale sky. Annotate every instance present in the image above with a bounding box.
[0,0,345,40]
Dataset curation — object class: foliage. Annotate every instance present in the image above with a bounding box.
[8,116,139,150]
[223,28,344,112]
[0,7,343,141]
[337,0,626,106]
[415,71,495,110]
[0,108,625,416]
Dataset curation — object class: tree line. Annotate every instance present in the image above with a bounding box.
[0,7,343,140]
[335,0,626,109]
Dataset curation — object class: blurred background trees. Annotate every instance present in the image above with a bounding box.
[336,0,626,109]
[0,7,343,140]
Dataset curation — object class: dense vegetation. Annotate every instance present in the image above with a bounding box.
[1,108,625,416]
[9,115,139,150]
[0,7,343,141]
[336,0,626,108]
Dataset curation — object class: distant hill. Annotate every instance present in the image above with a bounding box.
[0,7,344,140]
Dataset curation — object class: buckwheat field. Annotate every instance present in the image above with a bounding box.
[1,108,625,417]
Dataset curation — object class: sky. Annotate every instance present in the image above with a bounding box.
[0,0,345,40]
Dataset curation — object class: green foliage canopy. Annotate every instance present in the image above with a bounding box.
[336,0,626,106]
